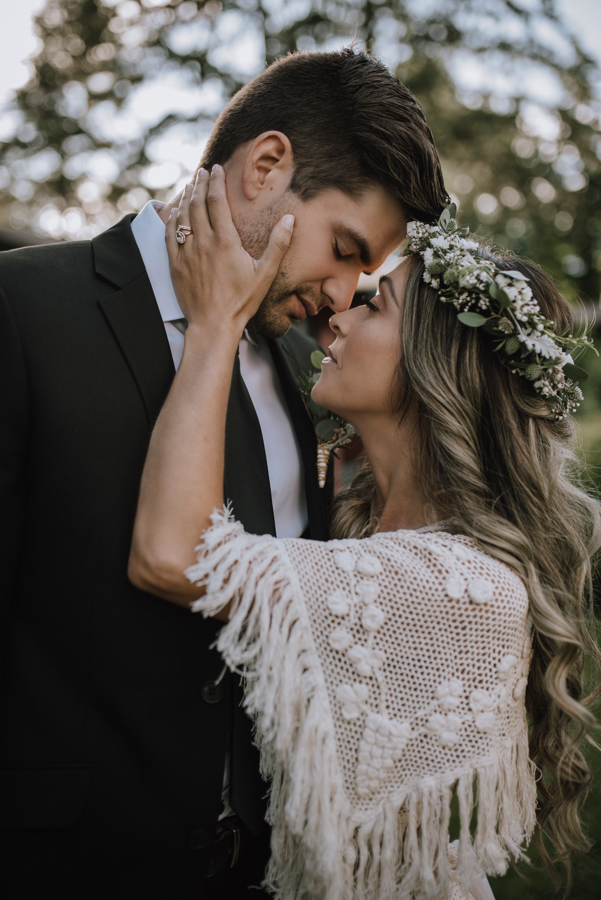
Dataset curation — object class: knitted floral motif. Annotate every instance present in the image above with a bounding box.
[329,627,354,652]
[446,575,466,599]
[334,550,355,573]
[426,711,463,747]
[361,604,386,632]
[336,682,370,721]
[498,654,519,680]
[436,679,464,711]
[327,591,350,617]
[357,581,380,603]
[348,644,385,677]
[467,578,494,605]
[356,713,412,797]
[356,555,383,577]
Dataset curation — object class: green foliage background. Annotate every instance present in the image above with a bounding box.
[1,1,601,896]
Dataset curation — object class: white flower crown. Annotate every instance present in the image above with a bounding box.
[402,204,595,419]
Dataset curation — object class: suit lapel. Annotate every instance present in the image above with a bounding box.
[93,216,175,430]
[268,337,331,541]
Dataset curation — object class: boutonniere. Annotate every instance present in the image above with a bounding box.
[298,351,357,488]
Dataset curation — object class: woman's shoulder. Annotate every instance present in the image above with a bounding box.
[282,526,529,613]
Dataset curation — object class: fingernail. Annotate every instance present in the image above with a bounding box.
[212,164,223,174]
[169,207,177,218]
[197,168,207,178]
[283,214,295,231]
[184,182,192,193]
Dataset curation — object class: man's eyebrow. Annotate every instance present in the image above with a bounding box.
[339,227,373,268]
[378,275,399,306]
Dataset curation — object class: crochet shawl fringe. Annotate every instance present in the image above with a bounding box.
[187,511,537,900]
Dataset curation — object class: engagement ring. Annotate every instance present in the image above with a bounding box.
[176,225,193,244]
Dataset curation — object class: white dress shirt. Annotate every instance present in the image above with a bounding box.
[130,200,308,539]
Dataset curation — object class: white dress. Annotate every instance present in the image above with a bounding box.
[187,510,536,900]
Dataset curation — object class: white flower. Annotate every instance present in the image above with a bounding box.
[348,644,385,676]
[498,654,519,681]
[336,682,370,720]
[475,711,496,733]
[446,576,466,599]
[431,236,450,250]
[327,591,350,617]
[467,579,494,605]
[334,550,355,573]
[357,581,379,603]
[356,555,383,577]
[329,627,354,652]
[470,689,494,715]
[361,604,386,632]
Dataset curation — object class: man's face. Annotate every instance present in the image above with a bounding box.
[236,185,406,339]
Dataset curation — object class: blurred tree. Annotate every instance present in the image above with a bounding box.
[0,0,600,299]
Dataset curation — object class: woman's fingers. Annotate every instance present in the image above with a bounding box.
[189,168,211,237]
[165,206,179,258]
[206,165,238,240]
[176,181,193,238]
[256,214,295,284]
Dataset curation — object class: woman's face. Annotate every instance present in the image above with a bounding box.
[312,258,412,425]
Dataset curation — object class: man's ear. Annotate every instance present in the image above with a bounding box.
[241,131,294,201]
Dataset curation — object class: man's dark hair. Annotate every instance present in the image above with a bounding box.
[202,47,449,223]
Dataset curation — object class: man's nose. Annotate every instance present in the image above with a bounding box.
[322,270,360,313]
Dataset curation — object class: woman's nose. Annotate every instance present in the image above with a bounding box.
[328,309,350,336]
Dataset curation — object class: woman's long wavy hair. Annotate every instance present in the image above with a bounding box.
[331,254,601,888]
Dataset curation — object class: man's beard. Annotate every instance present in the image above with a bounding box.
[236,198,315,340]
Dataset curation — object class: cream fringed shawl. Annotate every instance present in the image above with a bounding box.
[186,510,537,900]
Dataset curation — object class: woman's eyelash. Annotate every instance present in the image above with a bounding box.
[364,299,379,312]
[333,243,343,261]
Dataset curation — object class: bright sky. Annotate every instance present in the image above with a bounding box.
[0,0,599,108]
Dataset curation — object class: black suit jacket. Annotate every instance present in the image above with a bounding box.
[0,215,332,897]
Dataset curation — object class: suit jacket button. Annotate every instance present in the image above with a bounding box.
[188,828,213,850]
[201,680,224,704]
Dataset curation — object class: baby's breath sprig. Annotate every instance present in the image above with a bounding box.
[402,204,596,419]
[298,351,356,488]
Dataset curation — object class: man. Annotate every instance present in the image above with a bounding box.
[0,48,448,898]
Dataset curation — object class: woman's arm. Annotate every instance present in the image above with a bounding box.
[128,166,294,608]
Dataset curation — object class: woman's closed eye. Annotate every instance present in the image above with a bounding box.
[364,298,380,312]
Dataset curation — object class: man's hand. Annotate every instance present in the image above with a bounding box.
[165,165,295,339]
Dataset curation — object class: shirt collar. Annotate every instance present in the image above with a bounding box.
[130,200,184,323]
[131,201,261,347]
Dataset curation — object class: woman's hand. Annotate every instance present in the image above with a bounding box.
[165,165,295,339]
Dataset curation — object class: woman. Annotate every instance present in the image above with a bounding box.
[128,166,599,899]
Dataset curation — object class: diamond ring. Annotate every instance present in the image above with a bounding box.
[176,225,193,244]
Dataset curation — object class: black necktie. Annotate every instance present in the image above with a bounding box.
[170,317,274,832]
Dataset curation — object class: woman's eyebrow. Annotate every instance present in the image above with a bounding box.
[378,275,399,306]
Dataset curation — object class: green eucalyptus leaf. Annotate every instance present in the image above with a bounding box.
[488,282,511,308]
[315,419,337,440]
[310,350,325,370]
[309,399,328,417]
[563,363,589,383]
[440,207,450,226]
[457,312,487,327]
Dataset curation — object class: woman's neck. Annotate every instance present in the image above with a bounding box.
[358,410,434,533]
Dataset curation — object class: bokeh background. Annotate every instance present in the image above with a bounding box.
[1,1,600,896]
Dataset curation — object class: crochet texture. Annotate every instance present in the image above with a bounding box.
[186,510,536,900]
